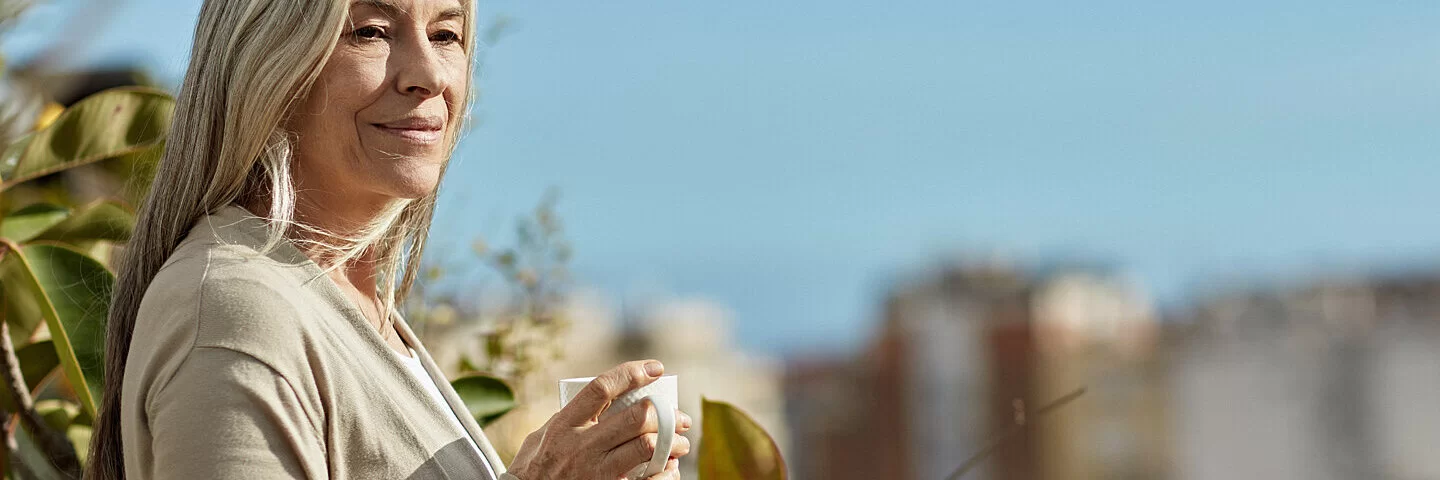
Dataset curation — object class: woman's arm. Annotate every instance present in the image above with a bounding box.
[146,346,326,480]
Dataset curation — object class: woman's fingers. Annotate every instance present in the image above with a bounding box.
[677,410,692,433]
[593,401,694,451]
[597,430,691,478]
[559,360,664,426]
[592,399,661,450]
[668,432,692,459]
[645,459,681,480]
[600,433,661,477]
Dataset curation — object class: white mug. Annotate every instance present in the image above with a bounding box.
[560,375,677,479]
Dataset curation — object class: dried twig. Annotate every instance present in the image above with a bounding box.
[944,387,1088,480]
[0,311,80,477]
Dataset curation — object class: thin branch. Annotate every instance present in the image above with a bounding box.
[944,387,1088,480]
[4,412,41,480]
[0,249,43,479]
[0,264,33,479]
[0,320,80,477]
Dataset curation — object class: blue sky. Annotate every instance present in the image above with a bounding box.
[7,1,1440,355]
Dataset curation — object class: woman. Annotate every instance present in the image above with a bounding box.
[84,0,691,479]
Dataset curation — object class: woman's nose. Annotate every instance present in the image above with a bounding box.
[394,36,447,98]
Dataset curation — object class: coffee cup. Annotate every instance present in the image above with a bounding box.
[559,375,678,479]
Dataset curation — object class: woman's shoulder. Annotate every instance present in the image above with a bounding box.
[135,215,320,372]
[150,241,308,321]
[146,219,311,325]
[155,206,307,285]
[127,242,317,411]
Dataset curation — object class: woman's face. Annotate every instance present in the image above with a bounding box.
[289,0,468,203]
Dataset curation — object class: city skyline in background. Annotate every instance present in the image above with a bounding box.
[7,0,1440,355]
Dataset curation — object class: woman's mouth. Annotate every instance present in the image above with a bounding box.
[372,117,444,144]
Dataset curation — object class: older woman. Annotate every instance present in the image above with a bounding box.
[84,1,690,479]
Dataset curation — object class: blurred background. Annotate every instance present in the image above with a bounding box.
[6,0,1440,478]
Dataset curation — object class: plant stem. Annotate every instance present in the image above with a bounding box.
[3,413,41,480]
[0,320,80,477]
[944,387,1087,480]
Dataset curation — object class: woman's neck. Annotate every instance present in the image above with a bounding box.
[242,190,392,299]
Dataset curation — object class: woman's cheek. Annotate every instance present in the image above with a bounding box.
[444,67,468,115]
[321,50,389,96]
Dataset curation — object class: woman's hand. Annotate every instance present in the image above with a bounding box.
[507,360,694,480]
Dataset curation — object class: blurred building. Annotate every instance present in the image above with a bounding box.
[422,261,1440,479]
[784,325,912,479]
[1169,274,1440,480]
[786,262,1168,480]
[1029,273,1170,480]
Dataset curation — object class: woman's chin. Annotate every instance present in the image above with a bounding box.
[378,165,444,200]
[385,179,441,200]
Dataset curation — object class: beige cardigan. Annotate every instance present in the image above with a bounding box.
[121,205,521,479]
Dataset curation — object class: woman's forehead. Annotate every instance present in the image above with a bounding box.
[349,0,467,20]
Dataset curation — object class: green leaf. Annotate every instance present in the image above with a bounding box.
[0,203,71,242]
[106,141,165,206]
[12,419,70,480]
[699,397,787,480]
[0,242,112,417]
[19,339,60,392]
[33,399,92,468]
[31,200,134,244]
[1,87,174,190]
[1,131,32,178]
[450,374,516,427]
[35,399,80,433]
[68,424,92,467]
[457,355,481,374]
[71,404,93,427]
[1,250,46,339]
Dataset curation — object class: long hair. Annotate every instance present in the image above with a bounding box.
[85,1,478,478]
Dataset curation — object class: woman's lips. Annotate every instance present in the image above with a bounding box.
[372,124,443,144]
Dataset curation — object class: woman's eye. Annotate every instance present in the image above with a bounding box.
[353,26,386,40]
[431,30,461,45]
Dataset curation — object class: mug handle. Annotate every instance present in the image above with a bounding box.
[640,395,676,477]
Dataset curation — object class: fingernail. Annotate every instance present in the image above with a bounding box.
[645,361,663,377]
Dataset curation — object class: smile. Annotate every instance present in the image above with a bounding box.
[371,123,444,144]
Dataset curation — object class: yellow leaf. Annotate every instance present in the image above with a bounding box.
[698,397,786,480]
[32,102,63,131]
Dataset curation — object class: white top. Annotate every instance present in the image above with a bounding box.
[395,347,493,477]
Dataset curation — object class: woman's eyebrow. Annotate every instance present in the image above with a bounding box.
[436,7,465,22]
